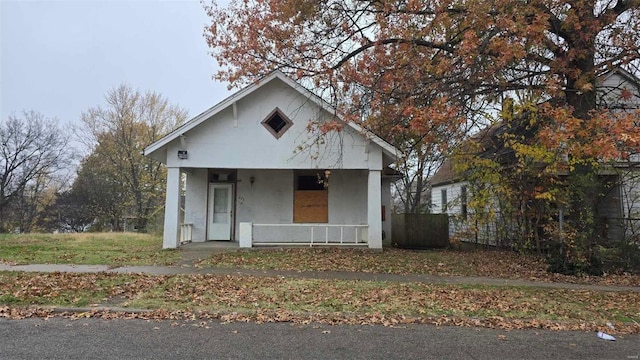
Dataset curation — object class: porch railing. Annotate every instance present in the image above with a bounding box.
[180,223,193,244]
[240,223,368,247]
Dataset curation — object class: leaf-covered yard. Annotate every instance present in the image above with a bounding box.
[1,271,638,334]
[1,233,638,286]
[1,234,638,332]
[199,248,640,287]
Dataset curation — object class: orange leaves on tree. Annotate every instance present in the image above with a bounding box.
[537,103,640,163]
[203,0,640,198]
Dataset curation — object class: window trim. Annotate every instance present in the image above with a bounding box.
[261,107,293,139]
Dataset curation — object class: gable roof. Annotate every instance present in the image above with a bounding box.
[597,67,640,109]
[598,67,640,87]
[143,71,400,161]
[429,159,458,186]
[430,121,514,186]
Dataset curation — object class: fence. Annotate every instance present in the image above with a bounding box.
[447,212,633,250]
[240,222,369,247]
[392,214,449,249]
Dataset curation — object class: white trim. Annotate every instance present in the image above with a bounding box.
[253,243,369,247]
[253,223,367,227]
[143,71,400,161]
[232,101,238,128]
[367,169,382,248]
[598,68,640,86]
[162,167,181,249]
[207,183,234,240]
[251,223,369,247]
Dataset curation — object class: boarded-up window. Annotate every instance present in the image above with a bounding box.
[294,191,328,223]
[294,175,328,223]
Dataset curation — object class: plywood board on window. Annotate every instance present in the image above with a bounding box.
[294,190,328,223]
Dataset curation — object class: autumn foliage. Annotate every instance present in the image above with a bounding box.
[204,0,638,135]
[204,0,640,273]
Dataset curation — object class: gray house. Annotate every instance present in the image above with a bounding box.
[431,68,640,243]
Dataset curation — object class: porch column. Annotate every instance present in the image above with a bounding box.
[367,169,382,249]
[163,167,181,249]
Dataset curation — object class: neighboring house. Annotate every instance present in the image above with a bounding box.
[431,68,640,244]
[144,71,400,249]
[430,161,468,218]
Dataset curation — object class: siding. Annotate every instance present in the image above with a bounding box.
[431,182,468,216]
[598,72,640,109]
[164,78,385,171]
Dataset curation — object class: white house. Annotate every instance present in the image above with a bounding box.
[144,72,400,249]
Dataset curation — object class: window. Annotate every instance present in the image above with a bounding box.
[461,186,467,219]
[441,189,447,213]
[296,175,325,190]
[294,173,328,223]
[261,108,293,139]
[208,169,236,183]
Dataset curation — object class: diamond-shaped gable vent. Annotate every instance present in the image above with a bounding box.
[261,108,293,139]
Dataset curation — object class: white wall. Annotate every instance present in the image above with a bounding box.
[184,168,208,242]
[328,170,368,225]
[235,169,294,234]
[164,78,384,171]
[431,182,468,215]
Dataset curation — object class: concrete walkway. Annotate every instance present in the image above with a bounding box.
[0,263,638,293]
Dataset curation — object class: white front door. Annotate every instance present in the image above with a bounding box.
[208,183,233,240]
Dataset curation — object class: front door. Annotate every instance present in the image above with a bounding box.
[208,183,233,240]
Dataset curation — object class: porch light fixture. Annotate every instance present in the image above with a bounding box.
[250,176,255,185]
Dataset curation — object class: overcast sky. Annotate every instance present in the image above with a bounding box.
[1,0,232,130]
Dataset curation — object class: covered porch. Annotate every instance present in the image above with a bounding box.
[163,167,391,249]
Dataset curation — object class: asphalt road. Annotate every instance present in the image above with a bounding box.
[0,317,638,360]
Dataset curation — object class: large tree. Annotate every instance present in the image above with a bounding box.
[205,0,640,271]
[203,0,640,210]
[67,151,128,231]
[205,0,638,136]
[0,111,71,232]
[78,85,187,232]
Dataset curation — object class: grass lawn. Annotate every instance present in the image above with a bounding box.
[0,233,180,266]
[1,271,638,333]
